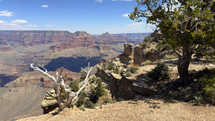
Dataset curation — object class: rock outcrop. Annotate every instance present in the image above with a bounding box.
[41,89,59,114]
[115,42,163,66]
[119,43,134,65]
[134,42,161,65]
[134,44,144,65]
[96,65,158,100]
[119,42,163,66]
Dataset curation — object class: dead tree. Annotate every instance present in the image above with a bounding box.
[30,63,92,111]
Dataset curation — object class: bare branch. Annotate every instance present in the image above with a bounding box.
[72,65,92,105]
[81,67,87,73]
[31,63,57,83]
[31,62,92,112]
[173,49,182,59]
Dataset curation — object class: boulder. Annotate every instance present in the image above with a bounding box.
[134,45,144,65]
[41,89,59,114]
[134,42,163,65]
[131,81,158,96]
[119,43,134,65]
[124,43,133,56]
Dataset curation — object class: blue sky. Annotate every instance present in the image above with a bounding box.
[0,0,154,34]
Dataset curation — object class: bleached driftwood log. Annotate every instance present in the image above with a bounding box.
[30,63,92,111]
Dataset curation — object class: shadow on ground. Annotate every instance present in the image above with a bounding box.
[44,56,101,72]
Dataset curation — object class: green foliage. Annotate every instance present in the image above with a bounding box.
[76,92,86,107]
[113,67,120,74]
[125,71,132,77]
[143,36,151,43]
[129,66,139,74]
[107,62,115,70]
[190,68,215,104]
[101,62,107,70]
[199,69,215,104]
[130,0,215,79]
[90,77,96,83]
[103,98,117,104]
[90,78,106,103]
[61,92,68,100]
[96,79,106,97]
[147,63,169,81]
[122,64,128,68]
[80,71,87,81]
[85,100,95,109]
[69,80,79,92]
[79,107,85,111]
[202,78,215,104]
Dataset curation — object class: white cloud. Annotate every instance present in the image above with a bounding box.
[107,22,155,33]
[25,24,38,28]
[41,5,48,8]
[0,20,6,24]
[0,10,14,17]
[95,0,103,2]
[11,19,28,24]
[45,24,56,27]
[128,22,146,27]
[122,13,129,17]
[0,20,38,30]
[0,20,25,30]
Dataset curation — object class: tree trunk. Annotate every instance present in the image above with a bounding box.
[178,57,190,80]
[177,44,192,83]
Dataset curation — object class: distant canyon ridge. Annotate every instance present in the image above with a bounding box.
[0,30,150,87]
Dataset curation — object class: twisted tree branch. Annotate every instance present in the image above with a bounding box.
[30,63,92,111]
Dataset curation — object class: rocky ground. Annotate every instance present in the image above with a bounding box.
[18,98,215,121]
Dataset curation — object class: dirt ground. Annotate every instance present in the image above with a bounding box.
[18,98,215,121]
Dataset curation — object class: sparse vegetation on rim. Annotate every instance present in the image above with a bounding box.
[130,0,215,82]
[147,63,169,81]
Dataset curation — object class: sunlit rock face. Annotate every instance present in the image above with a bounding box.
[119,43,134,65]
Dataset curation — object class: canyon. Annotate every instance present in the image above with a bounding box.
[0,31,148,85]
[0,30,149,120]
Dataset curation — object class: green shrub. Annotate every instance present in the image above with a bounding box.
[90,77,96,83]
[61,92,68,100]
[191,68,215,79]
[202,78,215,104]
[76,92,86,107]
[95,79,106,97]
[107,62,115,70]
[188,68,215,104]
[90,78,106,103]
[80,71,87,81]
[85,100,95,109]
[125,71,132,77]
[69,80,79,92]
[123,64,128,68]
[79,107,85,111]
[129,66,139,73]
[147,63,169,81]
[101,62,106,69]
[113,67,120,74]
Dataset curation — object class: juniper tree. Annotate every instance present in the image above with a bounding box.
[130,0,215,82]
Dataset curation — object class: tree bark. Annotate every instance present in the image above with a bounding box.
[178,57,190,80]
[177,44,192,83]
